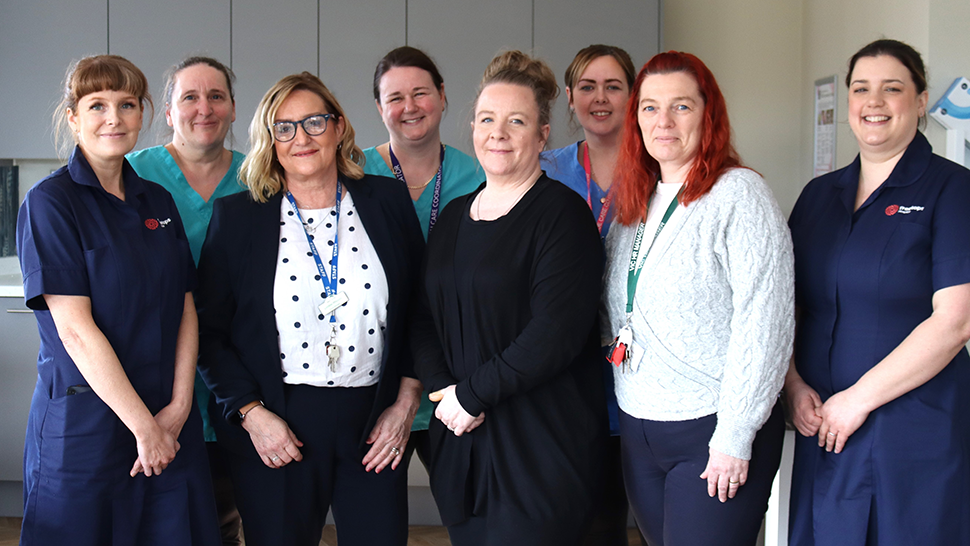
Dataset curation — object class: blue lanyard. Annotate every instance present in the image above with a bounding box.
[388,143,445,237]
[285,183,341,323]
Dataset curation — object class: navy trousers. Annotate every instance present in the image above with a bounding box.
[619,402,784,546]
[228,384,408,546]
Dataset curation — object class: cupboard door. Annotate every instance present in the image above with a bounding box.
[0,299,39,481]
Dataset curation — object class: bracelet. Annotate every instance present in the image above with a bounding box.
[238,400,264,421]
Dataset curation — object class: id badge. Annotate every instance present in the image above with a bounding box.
[318,291,349,316]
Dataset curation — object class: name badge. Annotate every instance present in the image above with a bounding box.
[318,291,349,316]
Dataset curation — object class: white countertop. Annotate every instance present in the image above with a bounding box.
[0,258,24,298]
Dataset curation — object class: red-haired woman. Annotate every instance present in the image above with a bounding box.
[601,51,793,545]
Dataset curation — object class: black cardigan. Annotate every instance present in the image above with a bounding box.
[196,174,424,459]
[412,174,607,525]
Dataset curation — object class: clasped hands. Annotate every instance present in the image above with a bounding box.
[429,385,484,436]
[786,379,870,454]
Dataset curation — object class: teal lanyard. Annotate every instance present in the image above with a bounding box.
[626,187,684,313]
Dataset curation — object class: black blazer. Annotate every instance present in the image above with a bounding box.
[196,174,424,458]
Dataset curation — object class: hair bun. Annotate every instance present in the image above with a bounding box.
[478,50,559,126]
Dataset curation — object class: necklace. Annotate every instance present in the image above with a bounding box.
[475,180,533,220]
[406,178,432,190]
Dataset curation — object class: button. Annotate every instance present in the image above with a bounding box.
[600,197,606,203]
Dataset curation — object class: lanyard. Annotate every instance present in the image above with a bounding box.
[285,184,341,323]
[389,143,445,237]
[582,142,614,234]
[626,185,683,314]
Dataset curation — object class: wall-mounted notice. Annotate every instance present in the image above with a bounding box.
[814,76,838,177]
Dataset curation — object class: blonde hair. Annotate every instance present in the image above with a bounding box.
[240,72,364,203]
[53,55,153,160]
[477,50,559,127]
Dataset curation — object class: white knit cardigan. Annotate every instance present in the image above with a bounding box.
[602,168,794,459]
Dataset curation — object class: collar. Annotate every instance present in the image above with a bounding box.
[67,145,148,198]
[834,131,932,190]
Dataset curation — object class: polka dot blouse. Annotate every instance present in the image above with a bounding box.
[274,190,388,387]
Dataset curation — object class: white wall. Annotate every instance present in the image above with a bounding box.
[663,0,805,214]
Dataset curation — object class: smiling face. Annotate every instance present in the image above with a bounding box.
[167,63,235,151]
[636,71,705,178]
[273,89,345,185]
[567,55,631,139]
[472,83,549,183]
[67,89,143,163]
[376,66,445,145]
[847,55,928,159]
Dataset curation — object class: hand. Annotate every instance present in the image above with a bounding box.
[430,385,484,436]
[363,401,415,473]
[784,378,823,437]
[153,401,190,441]
[817,389,870,454]
[241,406,304,468]
[700,448,749,502]
[130,422,180,477]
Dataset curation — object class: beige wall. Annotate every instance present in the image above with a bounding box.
[664,0,804,214]
[665,0,969,216]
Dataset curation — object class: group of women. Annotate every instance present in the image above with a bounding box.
[14,36,970,546]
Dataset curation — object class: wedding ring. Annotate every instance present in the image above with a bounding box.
[827,432,836,437]
[271,455,280,462]
[390,447,400,456]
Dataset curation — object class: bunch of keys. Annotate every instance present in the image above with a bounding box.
[607,325,633,372]
[326,333,340,372]
[319,292,349,373]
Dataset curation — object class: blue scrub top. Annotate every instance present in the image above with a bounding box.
[788,132,970,545]
[16,147,218,545]
[541,141,614,239]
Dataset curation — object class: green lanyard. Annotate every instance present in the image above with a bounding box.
[626,187,684,313]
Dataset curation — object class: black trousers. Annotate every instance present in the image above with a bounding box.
[619,402,784,546]
[227,384,408,546]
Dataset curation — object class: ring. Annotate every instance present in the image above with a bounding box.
[827,432,836,437]
[271,455,280,462]
[729,480,740,485]
[390,447,400,456]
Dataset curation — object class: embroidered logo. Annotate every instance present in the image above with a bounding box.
[144,218,172,230]
[885,205,924,216]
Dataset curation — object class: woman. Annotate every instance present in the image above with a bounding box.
[127,56,246,545]
[540,44,636,546]
[601,51,792,546]
[363,46,481,468]
[195,72,424,546]
[411,50,607,546]
[16,55,219,545]
[786,39,970,545]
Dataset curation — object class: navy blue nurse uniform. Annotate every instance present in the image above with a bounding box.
[787,132,970,545]
[16,147,220,546]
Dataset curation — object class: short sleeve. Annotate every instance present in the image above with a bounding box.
[16,185,89,310]
[931,170,970,291]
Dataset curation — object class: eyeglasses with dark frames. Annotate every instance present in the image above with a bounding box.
[270,113,334,142]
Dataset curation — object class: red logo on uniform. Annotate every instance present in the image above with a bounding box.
[145,218,159,230]
[885,205,899,216]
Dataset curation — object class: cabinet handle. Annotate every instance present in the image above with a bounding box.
[6,309,33,314]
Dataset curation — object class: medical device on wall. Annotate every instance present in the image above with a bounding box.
[929,77,970,166]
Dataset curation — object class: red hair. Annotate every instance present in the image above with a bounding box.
[613,51,743,225]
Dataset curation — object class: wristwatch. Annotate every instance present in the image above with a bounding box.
[238,400,264,421]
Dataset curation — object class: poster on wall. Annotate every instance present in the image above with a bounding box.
[814,76,837,177]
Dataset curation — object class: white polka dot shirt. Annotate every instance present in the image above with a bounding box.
[274,190,388,387]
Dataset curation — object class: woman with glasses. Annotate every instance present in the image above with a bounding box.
[127,55,246,545]
[195,72,424,546]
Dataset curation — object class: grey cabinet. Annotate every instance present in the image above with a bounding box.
[534,0,662,150]
[108,0,232,151]
[0,1,107,159]
[231,0,319,151]
[0,298,39,481]
[408,0,534,157]
[319,1,406,151]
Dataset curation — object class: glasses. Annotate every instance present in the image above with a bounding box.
[270,113,334,142]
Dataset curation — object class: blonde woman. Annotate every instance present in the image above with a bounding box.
[196,72,424,546]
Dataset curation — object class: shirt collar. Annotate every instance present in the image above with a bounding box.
[835,131,932,190]
[68,145,148,198]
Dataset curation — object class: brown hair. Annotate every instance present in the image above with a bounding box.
[373,46,445,107]
[476,50,559,127]
[53,55,153,159]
